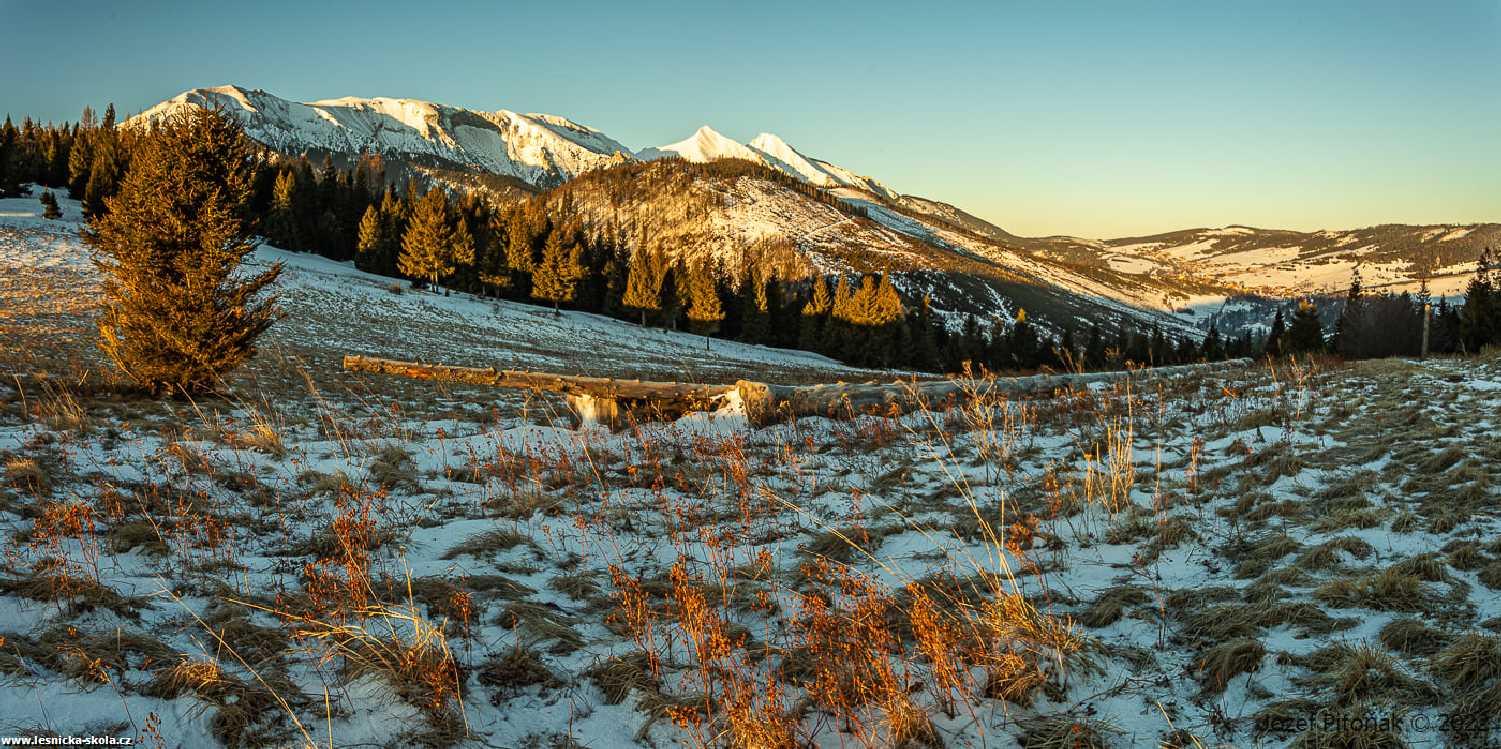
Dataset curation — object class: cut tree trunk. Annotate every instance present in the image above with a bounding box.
[341,354,734,427]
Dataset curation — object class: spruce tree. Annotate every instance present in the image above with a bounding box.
[659,262,684,330]
[263,170,301,249]
[506,209,537,275]
[84,108,281,394]
[1333,268,1365,357]
[531,230,585,313]
[740,270,772,343]
[1287,299,1325,353]
[355,204,383,273]
[1010,309,1038,370]
[1460,248,1496,354]
[1202,322,1224,360]
[799,275,831,350]
[451,215,476,276]
[685,262,725,347]
[622,248,664,325]
[0,117,18,197]
[83,137,124,218]
[399,189,457,291]
[67,129,93,199]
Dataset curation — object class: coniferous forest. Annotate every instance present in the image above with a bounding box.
[3,108,1497,373]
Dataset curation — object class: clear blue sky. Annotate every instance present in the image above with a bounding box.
[2,0,1497,237]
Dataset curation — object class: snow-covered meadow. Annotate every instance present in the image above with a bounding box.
[4,190,1501,748]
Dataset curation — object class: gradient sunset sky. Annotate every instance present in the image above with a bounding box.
[2,0,1496,237]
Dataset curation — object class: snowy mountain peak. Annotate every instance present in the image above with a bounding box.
[131,86,632,188]
[638,125,766,165]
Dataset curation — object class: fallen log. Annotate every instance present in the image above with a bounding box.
[344,354,1254,429]
[737,358,1254,423]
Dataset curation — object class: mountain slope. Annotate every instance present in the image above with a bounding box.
[536,159,1200,336]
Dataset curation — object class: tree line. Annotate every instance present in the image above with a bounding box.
[1262,255,1500,359]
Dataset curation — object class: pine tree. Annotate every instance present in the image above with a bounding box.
[399,189,457,291]
[1287,299,1325,353]
[864,273,906,365]
[531,230,585,313]
[685,262,725,346]
[83,108,281,394]
[39,190,61,219]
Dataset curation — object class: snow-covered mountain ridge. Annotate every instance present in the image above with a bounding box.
[132,86,634,188]
[129,87,898,199]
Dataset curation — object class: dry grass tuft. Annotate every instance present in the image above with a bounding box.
[4,457,50,495]
[143,656,225,699]
[1314,568,1428,612]
[1378,619,1448,657]
[479,645,561,700]
[584,653,660,704]
[1018,714,1117,749]
[367,443,419,491]
[1079,586,1149,628]
[1194,637,1266,693]
[1295,643,1436,707]
[441,528,536,560]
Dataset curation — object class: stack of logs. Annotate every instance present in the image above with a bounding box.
[343,354,1253,429]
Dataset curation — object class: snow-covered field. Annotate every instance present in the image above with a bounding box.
[5,191,1501,749]
[0,190,864,386]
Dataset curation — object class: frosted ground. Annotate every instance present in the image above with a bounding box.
[4,191,1501,748]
